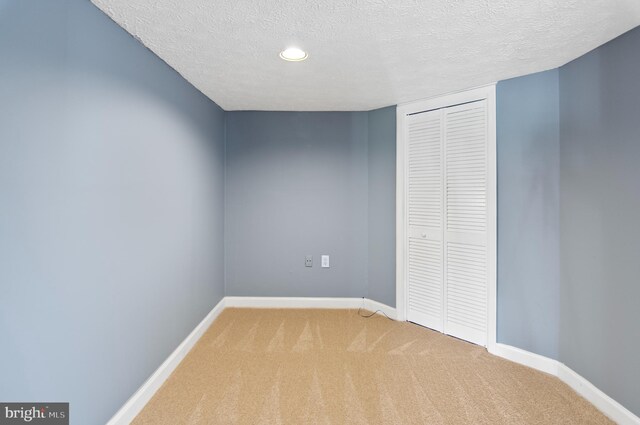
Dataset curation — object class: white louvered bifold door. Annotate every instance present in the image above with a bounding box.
[406,109,444,332]
[443,100,488,346]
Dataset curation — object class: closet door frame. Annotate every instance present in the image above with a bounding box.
[396,84,497,350]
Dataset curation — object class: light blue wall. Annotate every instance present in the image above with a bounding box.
[224,109,397,303]
[559,26,640,416]
[495,25,640,416]
[0,1,226,424]
[225,112,369,298]
[4,0,637,419]
[496,70,560,359]
[367,106,397,307]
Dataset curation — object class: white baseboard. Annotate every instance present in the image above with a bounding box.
[107,296,397,424]
[489,343,559,375]
[107,297,636,425]
[557,363,639,425]
[364,298,397,320]
[107,297,637,424]
[107,297,396,425]
[224,296,362,309]
[490,343,639,425]
[224,296,397,320]
[106,297,226,425]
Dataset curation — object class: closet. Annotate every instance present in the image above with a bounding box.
[397,86,496,347]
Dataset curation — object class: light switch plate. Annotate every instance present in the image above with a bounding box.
[321,255,330,268]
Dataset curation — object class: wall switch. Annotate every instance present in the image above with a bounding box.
[305,255,313,267]
[321,255,330,268]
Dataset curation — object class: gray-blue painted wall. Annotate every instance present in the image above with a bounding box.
[224,109,396,303]
[3,0,639,419]
[496,70,561,360]
[559,26,640,416]
[367,106,397,307]
[495,26,640,416]
[224,112,370,298]
[0,1,225,424]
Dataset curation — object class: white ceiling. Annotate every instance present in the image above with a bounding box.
[91,0,640,111]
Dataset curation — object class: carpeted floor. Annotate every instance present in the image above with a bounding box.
[133,308,612,424]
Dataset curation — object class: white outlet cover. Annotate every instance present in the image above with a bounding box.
[321,255,330,268]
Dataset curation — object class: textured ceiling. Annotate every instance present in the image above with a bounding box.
[91,0,640,111]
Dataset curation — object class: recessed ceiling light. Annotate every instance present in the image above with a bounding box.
[279,47,308,62]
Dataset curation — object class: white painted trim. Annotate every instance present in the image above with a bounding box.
[396,84,497,118]
[107,297,636,425]
[557,364,640,425]
[489,343,559,376]
[224,296,361,309]
[364,298,397,320]
[490,343,640,425]
[107,296,397,423]
[224,296,397,320]
[105,298,226,425]
[396,84,497,349]
[396,105,407,322]
[485,85,497,352]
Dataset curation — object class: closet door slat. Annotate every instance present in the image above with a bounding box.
[406,109,444,332]
[443,100,488,346]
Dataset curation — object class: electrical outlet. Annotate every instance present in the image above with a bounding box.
[305,255,313,267]
[321,255,330,268]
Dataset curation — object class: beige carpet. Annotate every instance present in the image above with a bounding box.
[133,308,612,424]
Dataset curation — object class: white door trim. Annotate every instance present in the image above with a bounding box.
[396,84,497,350]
